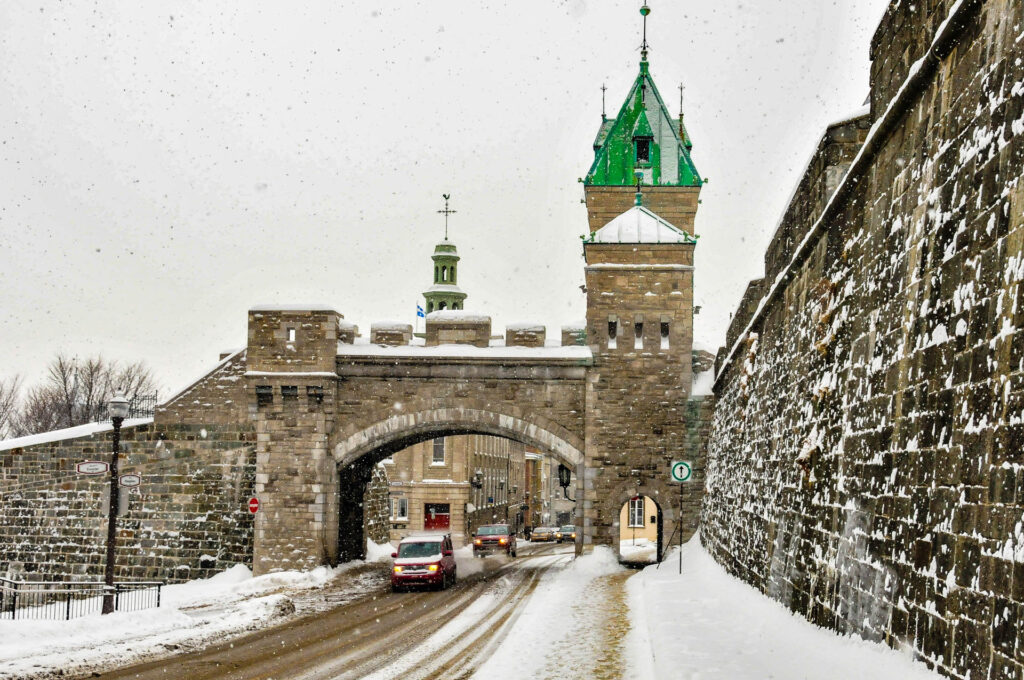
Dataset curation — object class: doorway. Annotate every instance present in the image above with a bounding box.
[618,495,661,565]
[424,503,451,531]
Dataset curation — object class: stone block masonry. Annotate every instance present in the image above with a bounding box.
[704,1,1024,678]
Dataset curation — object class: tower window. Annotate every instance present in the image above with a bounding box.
[636,138,651,163]
[442,266,448,282]
[608,317,618,350]
[634,321,644,350]
[439,301,447,310]
[281,385,298,401]
[432,438,446,465]
[427,302,434,313]
[435,266,440,283]
[287,327,296,343]
[256,385,273,407]
[661,320,671,350]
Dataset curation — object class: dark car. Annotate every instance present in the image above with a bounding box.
[391,533,457,592]
[472,524,517,557]
[555,524,577,543]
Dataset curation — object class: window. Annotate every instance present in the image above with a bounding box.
[287,327,296,343]
[634,320,644,350]
[661,320,671,350]
[391,497,408,520]
[628,498,645,527]
[427,302,434,313]
[256,385,273,407]
[608,317,618,350]
[636,138,651,163]
[442,266,448,282]
[432,438,445,465]
[306,385,324,404]
[281,385,298,401]
[439,301,447,310]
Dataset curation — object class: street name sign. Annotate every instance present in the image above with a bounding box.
[120,474,142,487]
[76,461,108,475]
[670,460,693,483]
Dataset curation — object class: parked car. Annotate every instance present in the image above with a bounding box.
[472,524,517,557]
[556,525,577,543]
[391,533,457,592]
[530,526,557,542]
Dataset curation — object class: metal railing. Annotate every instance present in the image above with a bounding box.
[0,578,163,620]
[98,392,159,422]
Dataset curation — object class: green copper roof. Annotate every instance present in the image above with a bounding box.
[585,62,701,188]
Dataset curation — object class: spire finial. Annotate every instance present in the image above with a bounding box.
[634,172,644,206]
[438,193,457,240]
[640,4,651,63]
[679,82,685,115]
[601,83,607,119]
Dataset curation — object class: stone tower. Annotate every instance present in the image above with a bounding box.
[583,5,702,234]
[422,240,466,314]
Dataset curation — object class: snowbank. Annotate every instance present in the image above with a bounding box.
[626,534,939,679]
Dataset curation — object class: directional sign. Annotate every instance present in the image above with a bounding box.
[670,460,693,483]
[76,461,109,475]
[119,474,142,488]
[248,497,260,514]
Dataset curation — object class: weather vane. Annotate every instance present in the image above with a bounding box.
[438,193,457,240]
[640,4,651,60]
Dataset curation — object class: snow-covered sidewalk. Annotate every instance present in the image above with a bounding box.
[627,535,940,679]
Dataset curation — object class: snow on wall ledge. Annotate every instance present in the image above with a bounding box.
[703,2,1024,679]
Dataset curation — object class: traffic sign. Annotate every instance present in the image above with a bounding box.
[76,461,109,475]
[120,474,142,488]
[248,497,260,514]
[670,461,692,483]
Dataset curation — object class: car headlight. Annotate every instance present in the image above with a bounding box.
[427,564,439,572]
[555,533,562,538]
[499,538,507,544]
[393,566,403,573]
[571,533,576,538]
[474,539,482,545]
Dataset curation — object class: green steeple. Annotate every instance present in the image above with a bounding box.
[584,7,701,188]
[423,195,467,314]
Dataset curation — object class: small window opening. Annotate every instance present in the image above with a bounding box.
[634,321,644,350]
[256,385,273,407]
[636,138,651,163]
[432,438,446,465]
[628,498,645,527]
[281,385,298,400]
[442,266,448,282]
[434,266,440,282]
[608,318,618,350]
[439,301,447,310]
[287,327,296,343]
[427,302,434,313]
[661,321,671,350]
[306,385,324,404]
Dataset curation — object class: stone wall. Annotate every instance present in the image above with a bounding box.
[0,422,255,583]
[363,463,390,546]
[704,1,1024,677]
[584,185,700,234]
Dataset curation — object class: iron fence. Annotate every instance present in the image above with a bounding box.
[98,392,158,422]
[0,578,163,621]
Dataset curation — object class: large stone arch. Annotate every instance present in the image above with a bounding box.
[332,406,584,470]
[330,405,586,562]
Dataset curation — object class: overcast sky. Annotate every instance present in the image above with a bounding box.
[0,0,889,397]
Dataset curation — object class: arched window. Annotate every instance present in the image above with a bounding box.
[427,302,434,313]
[439,301,447,310]
[434,266,439,283]
[442,266,448,282]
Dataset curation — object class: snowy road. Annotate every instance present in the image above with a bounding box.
[77,542,573,680]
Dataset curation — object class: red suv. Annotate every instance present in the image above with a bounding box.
[391,534,457,592]
[472,524,517,558]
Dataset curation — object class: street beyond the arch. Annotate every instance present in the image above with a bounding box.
[2,539,934,680]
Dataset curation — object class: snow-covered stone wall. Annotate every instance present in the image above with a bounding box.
[703,1,1024,678]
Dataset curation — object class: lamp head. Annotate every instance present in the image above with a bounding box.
[108,394,130,419]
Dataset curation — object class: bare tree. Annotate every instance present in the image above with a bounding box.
[0,375,22,439]
[10,355,161,436]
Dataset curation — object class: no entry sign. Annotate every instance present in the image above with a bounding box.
[248,497,260,514]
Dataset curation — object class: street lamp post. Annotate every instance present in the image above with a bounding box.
[102,394,130,615]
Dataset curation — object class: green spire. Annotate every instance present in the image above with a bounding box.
[584,4,701,189]
[423,195,467,314]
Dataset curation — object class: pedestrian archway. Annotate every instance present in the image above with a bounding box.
[617,494,663,565]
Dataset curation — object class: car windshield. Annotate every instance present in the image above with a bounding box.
[477,526,509,536]
[561,526,575,532]
[398,541,442,558]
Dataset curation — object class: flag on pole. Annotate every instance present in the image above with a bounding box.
[417,304,425,318]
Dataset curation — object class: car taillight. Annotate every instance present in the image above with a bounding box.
[474,539,482,545]
[427,564,439,572]
[393,566,403,573]
[499,538,507,544]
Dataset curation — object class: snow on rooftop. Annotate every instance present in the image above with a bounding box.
[337,319,358,330]
[425,310,491,323]
[337,337,591,361]
[506,322,545,332]
[589,205,696,244]
[561,320,586,331]
[424,283,465,295]
[0,418,154,452]
[249,304,337,312]
[370,320,412,331]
